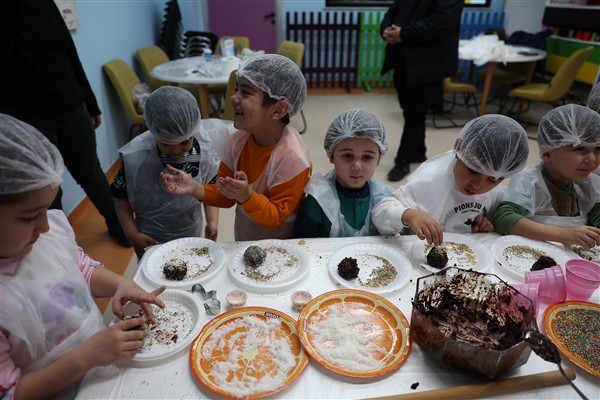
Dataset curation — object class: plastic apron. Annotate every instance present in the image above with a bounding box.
[0,211,105,374]
[404,152,500,233]
[501,162,599,227]
[120,130,220,243]
[222,126,311,241]
[306,170,394,237]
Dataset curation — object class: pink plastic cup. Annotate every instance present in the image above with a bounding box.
[510,282,540,316]
[565,259,600,301]
[524,265,566,303]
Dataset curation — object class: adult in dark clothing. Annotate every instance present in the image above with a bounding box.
[381,0,464,182]
[0,0,130,247]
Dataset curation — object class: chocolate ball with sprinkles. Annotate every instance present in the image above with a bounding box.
[244,245,267,268]
[163,261,188,280]
[338,257,359,279]
[426,246,448,269]
[123,313,149,334]
[531,255,556,271]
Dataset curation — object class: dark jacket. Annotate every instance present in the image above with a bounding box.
[381,0,463,86]
[0,0,101,117]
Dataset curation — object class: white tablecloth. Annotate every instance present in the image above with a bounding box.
[76,234,599,399]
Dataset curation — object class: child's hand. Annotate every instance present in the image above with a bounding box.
[112,282,166,324]
[471,214,494,233]
[160,165,196,196]
[205,222,218,241]
[560,226,600,250]
[403,209,443,246]
[130,232,159,258]
[79,317,148,368]
[216,171,252,203]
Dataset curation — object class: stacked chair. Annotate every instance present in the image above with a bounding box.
[159,0,183,60]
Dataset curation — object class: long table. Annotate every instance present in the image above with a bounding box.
[76,234,599,399]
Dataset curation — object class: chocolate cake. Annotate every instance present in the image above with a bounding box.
[426,246,448,269]
[337,257,359,279]
[411,268,536,378]
[244,245,267,268]
[124,313,149,333]
[163,261,188,280]
[530,255,557,271]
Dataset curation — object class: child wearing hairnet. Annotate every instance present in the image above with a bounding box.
[294,109,393,237]
[493,104,600,250]
[160,54,311,241]
[373,115,529,245]
[111,86,220,257]
[0,114,165,399]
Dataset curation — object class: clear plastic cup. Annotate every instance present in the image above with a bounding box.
[565,259,600,301]
[510,282,540,316]
[524,265,566,303]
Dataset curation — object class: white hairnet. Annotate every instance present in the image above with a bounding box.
[143,86,201,145]
[0,114,64,195]
[237,54,306,117]
[324,109,387,157]
[453,114,528,180]
[538,104,600,155]
[586,83,600,113]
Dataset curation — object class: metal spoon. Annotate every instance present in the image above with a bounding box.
[524,330,589,400]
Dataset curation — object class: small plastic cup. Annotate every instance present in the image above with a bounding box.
[510,282,540,316]
[565,259,600,301]
[225,290,247,308]
[291,291,313,311]
[524,265,566,303]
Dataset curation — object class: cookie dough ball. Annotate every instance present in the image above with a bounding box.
[338,257,359,279]
[427,246,448,269]
[531,255,556,271]
[244,245,266,268]
[163,262,187,280]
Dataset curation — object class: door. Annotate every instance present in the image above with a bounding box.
[207,0,277,54]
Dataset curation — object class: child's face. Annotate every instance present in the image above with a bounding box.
[331,138,380,189]
[454,158,504,196]
[230,77,278,132]
[542,144,600,185]
[0,186,58,259]
[156,137,194,161]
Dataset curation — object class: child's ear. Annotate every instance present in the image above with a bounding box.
[270,100,289,120]
[329,154,335,164]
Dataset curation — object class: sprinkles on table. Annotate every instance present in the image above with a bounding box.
[425,241,477,268]
[161,246,213,280]
[555,308,600,373]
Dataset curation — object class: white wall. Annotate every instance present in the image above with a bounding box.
[503,0,546,36]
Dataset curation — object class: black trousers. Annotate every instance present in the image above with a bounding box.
[392,66,443,164]
[7,104,116,220]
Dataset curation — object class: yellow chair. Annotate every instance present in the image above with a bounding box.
[507,47,593,119]
[102,59,145,139]
[218,69,238,121]
[276,40,307,134]
[135,46,170,90]
[215,36,250,56]
[432,76,479,129]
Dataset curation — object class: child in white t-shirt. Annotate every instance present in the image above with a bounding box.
[372,114,529,245]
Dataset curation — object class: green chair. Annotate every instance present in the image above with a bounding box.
[135,46,170,90]
[507,47,593,120]
[432,75,479,129]
[276,40,307,134]
[102,59,145,139]
[218,69,238,121]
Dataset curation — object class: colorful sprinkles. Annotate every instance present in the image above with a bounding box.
[359,254,397,288]
[502,244,546,261]
[242,246,299,282]
[130,303,193,355]
[554,308,600,373]
[572,245,600,263]
[161,246,213,280]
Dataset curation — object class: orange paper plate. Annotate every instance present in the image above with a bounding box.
[189,307,308,399]
[544,301,600,378]
[297,289,411,378]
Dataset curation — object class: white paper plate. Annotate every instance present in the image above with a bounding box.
[410,232,494,273]
[569,245,600,263]
[491,235,571,280]
[228,239,310,294]
[327,244,411,294]
[143,237,225,288]
[117,289,204,366]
